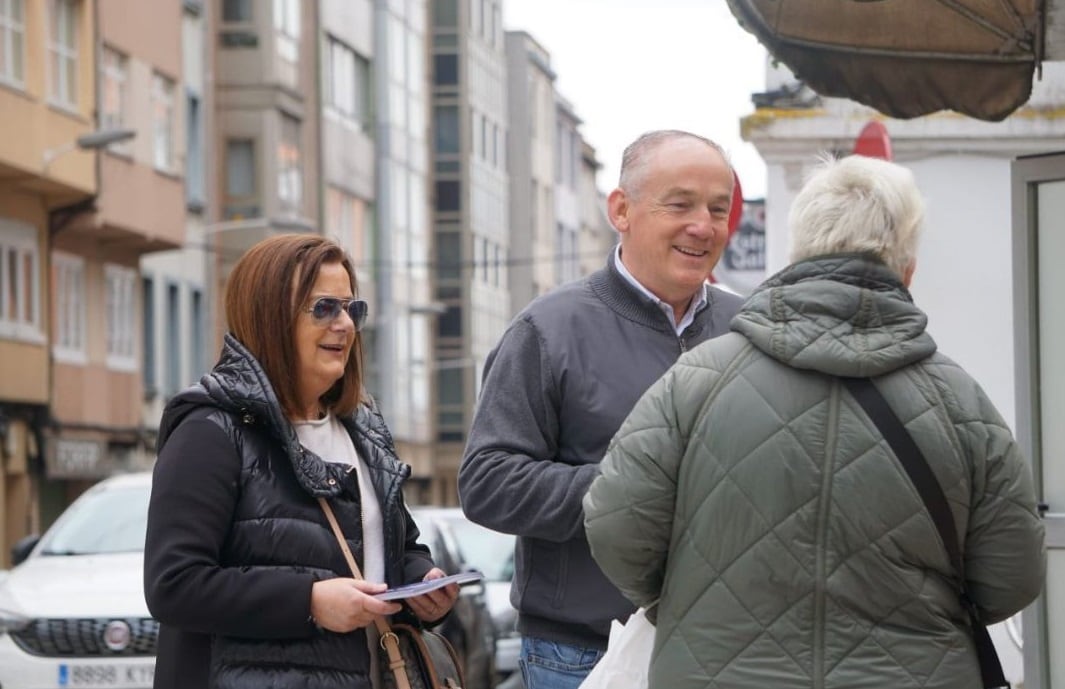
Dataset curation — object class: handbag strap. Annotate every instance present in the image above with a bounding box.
[318,497,414,689]
[840,377,1007,689]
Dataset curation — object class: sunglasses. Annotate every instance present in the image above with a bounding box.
[305,297,369,330]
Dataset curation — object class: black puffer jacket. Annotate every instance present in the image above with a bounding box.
[144,334,435,689]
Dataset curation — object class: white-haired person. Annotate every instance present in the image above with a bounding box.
[583,154,1046,689]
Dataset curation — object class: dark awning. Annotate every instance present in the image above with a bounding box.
[726,0,1043,121]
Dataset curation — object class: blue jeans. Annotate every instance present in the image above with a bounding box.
[519,636,604,689]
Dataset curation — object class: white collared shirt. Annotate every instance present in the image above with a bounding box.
[614,245,708,335]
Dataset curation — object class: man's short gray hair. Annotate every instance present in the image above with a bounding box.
[788,154,924,279]
[618,130,729,198]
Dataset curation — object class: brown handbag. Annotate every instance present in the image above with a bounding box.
[318,497,466,689]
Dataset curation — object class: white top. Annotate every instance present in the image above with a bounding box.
[614,245,708,335]
[293,414,385,584]
[294,413,387,687]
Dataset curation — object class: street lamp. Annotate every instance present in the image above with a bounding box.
[42,127,137,171]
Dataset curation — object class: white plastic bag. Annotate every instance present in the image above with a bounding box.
[579,606,655,689]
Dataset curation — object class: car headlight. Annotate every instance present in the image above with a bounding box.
[0,607,31,634]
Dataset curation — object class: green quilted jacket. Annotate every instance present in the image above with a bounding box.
[584,254,1045,689]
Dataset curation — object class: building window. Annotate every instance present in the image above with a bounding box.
[277,114,302,215]
[485,0,496,45]
[100,46,128,152]
[433,0,458,27]
[274,0,299,64]
[433,105,459,154]
[437,369,464,408]
[105,264,137,370]
[326,187,369,264]
[492,4,501,46]
[221,0,251,21]
[152,72,176,171]
[190,288,204,379]
[496,125,505,169]
[52,252,85,362]
[47,0,78,109]
[325,36,371,128]
[433,53,457,86]
[186,92,205,205]
[436,231,461,280]
[0,0,25,86]
[142,276,156,396]
[165,283,181,395]
[224,138,258,219]
[0,219,40,342]
[220,0,255,48]
[473,238,484,283]
[494,244,503,287]
[435,180,460,212]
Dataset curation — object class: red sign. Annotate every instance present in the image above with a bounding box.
[852,120,893,161]
[729,169,744,238]
[710,169,746,285]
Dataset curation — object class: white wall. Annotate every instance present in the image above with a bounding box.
[906,155,1016,427]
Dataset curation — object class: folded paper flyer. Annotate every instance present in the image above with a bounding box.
[373,570,485,601]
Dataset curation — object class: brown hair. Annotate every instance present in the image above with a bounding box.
[223,233,366,418]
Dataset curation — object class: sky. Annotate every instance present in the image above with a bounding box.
[502,0,770,198]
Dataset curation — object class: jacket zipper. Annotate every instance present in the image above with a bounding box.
[813,382,841,689]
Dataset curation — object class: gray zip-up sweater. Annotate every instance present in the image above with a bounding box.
[458,254,743,648]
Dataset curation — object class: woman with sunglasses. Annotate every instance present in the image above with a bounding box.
[144,234,458,689]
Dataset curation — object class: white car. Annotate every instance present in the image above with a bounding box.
[0,472,156,689]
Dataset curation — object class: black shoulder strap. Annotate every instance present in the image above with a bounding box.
[840,376,1008,689]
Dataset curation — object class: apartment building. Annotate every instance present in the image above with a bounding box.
[430,0,509,499]
[503,30,555,317]
[0,0,190,554]
[0,0,100,560]
[140,0,214,436]
[554,95,581,288]
[577,141,615,278]
[371,0,438,495]
[320,0,374,278]
[213,0,320,312]
[45,0,187,521]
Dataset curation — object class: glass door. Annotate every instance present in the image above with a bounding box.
[1012,152,1065,689]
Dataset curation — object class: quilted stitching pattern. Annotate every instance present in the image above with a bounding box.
[584,256,1045,688]
[158,334,408,497]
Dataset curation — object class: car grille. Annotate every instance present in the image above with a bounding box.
[10,618,159,657]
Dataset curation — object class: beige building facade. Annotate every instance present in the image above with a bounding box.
[140,0,214,435]
[45,0,186,521]
[0,0,98,562]
[212,0,321,304]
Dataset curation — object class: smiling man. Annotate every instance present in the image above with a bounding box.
[458,130,743,689]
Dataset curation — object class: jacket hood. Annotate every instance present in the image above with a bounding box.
[157,334,289,449]
[158,334,404,497]
[731,254,937,377]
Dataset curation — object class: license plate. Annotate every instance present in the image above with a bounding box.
[58,663,155,688]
